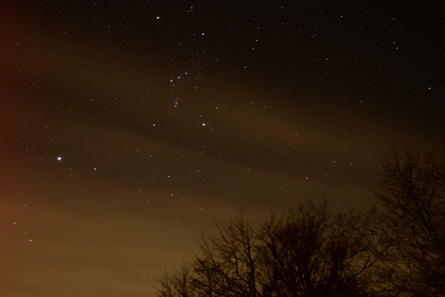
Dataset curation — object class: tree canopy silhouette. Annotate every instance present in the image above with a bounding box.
[373,148,445,297]
[155,148,445,297]
[156,201,380,297]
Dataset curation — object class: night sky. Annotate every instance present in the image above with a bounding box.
[1,1,444,296]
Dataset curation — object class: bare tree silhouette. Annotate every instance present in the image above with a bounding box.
[156,265,196,297]
[373,148,445,297]
[194,217,262,297]
[155,201,381,297]
[258,201,379,297]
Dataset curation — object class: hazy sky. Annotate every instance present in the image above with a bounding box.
[1,1,444,296]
